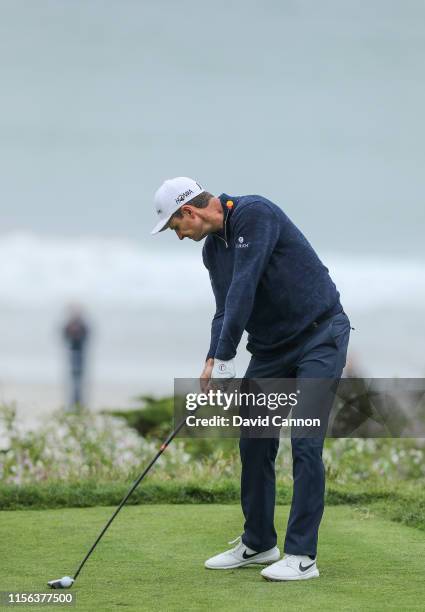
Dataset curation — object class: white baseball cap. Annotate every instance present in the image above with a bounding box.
[151,177,205,235]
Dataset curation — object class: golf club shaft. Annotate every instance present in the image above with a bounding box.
[73,411,191,581]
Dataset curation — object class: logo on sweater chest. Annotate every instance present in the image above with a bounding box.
[236,236,249,248]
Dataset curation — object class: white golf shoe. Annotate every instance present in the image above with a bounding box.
[261,554,320,581]
[205,536,280,570]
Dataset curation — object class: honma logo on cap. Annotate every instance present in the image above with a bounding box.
[175,189,194,205]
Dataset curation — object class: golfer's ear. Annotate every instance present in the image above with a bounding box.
[182,205,194,217]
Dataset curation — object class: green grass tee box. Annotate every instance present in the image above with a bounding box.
[0,505,424,612]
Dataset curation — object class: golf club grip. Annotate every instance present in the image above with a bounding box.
[73,411,192,580]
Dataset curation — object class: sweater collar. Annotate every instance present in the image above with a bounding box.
[217,193,236,237]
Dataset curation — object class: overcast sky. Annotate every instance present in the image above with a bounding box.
[1,0,424,257]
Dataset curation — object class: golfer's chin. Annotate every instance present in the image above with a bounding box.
[191,232,208,242]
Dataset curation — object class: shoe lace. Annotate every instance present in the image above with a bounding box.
[283,554,297,566]
[227,535,244,554]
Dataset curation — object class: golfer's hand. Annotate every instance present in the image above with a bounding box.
[211,358,236,379]
[200,358,214,393]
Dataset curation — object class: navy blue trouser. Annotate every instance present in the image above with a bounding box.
[240,311,351,556]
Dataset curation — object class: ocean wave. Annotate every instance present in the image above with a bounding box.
[0,232,424,312]
[0,232,210,309]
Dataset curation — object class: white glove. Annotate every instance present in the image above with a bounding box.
[211,358,236,379]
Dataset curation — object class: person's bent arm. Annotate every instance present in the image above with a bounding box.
[215,202,280,360]
[201,248,226,388]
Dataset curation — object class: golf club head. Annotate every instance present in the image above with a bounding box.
[47,576,74,589]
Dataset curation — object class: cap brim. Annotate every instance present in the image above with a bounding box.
[151,215,172,235]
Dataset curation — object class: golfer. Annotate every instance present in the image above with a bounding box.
[151,177,350,581]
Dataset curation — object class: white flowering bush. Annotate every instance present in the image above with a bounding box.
[275,437,425,485]
[0,404,190,485]
[1,404,423,487]
[322,438,425,484]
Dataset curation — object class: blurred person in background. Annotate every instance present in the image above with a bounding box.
[62,305,90,410]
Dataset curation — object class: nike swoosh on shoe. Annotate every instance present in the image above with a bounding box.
[242,550,261,559]
[299,562,316,572]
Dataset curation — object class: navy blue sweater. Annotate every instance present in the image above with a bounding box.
[202,194,342,361]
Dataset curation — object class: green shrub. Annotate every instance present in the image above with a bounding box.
[105,396,174,438]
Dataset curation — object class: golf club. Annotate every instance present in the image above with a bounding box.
[48,404,197,589]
